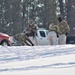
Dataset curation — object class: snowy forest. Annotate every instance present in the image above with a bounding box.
[0,0,75,35]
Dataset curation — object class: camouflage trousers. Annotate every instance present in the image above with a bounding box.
[48,31,58,45]
[58,34,66,45]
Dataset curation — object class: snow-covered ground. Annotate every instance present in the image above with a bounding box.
[0,44,75,75]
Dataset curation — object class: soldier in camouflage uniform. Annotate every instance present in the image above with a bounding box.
[48,23,59,45]
[26,20,38,37]
[57,17,70,45]
[14,33,34,46]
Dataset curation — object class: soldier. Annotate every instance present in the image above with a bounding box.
[57,17,70,45]
[48,23,59,45]
[14,33,34,46]
[25,20,38,37]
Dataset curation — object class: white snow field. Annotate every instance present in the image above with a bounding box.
[0,44,75,75]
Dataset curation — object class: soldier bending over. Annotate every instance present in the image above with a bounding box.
[14,33,34,46]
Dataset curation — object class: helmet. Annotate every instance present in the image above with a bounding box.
[29,20,33,24]
[29,20,34,26]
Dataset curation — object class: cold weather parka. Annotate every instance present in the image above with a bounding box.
[57,20,70,35]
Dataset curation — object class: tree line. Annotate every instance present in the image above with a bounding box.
[0,0,74,35]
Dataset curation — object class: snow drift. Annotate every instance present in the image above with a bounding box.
[0,44,75,75]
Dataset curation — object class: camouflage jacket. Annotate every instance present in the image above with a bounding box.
[49,24,59,35]
[26,24,38,33]
[14,33,27,44]
[57,20,70,35]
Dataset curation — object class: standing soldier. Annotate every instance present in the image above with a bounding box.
[25,20,38,37]
[48,23,59,45]
[57,17,70,45]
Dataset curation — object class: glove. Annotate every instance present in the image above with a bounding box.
[66,32,68,35]
[57,35,59,38]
